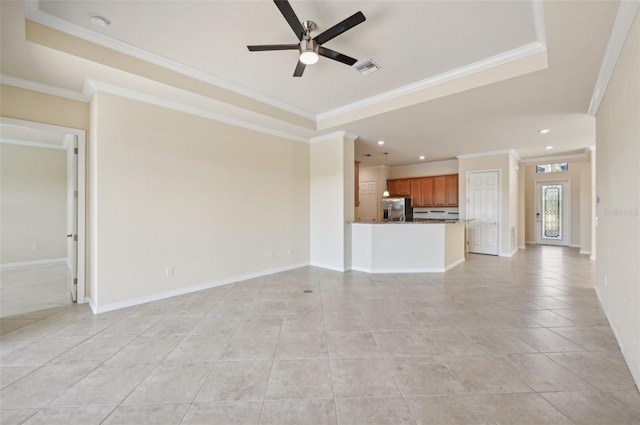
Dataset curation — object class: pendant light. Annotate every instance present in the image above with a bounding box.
[382,152,390,197]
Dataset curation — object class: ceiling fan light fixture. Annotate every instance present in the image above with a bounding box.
[299,38,319,65]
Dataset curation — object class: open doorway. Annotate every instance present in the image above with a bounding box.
[0,118,85,317]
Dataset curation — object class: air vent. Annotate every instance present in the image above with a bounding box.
[355,60,381,75]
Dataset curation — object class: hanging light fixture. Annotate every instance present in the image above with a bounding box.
[382,152,390,197]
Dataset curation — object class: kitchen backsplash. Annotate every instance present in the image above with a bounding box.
[413,207,459,219]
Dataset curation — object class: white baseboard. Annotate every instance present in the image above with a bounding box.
[525,240,536,245]
[595,286,640,390]
[590,254,596,260]
[519,245,526,250]
[309,262,348,272]
[90,262,309,315]
[569,244,580,248]
[350,265,446,273]
[579,249,591,255]
[86,296,98,314]
[444,257,465,271]
[499,249,518,257]
[0,258,67,270]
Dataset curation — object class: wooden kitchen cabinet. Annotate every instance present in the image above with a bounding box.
[446,174,458,207]
[387,178,411,196]
[411,177,433,207]
[433,174,459,207]
[433,176,447,206]
[421,177,434,206]
[406,174,457,207]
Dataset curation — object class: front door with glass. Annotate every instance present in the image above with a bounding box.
[535,181,570,246]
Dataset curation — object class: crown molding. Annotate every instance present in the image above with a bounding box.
[25,0,316,121]
[317,41,547,122]
[456,149,515,160]
[83,80,310,144]
[0,137,67,150]
[1,74,88,102]
[519,151,590,164]
[3,74,316,143]
[532,0,547,46]
[309,131,358,144]
[587,1,640,116]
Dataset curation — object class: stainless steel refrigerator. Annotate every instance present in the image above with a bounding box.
[381,197,413,222]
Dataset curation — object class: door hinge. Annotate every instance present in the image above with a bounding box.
[73,278,77,286]
[74,235,78,241]
[74,190,78,198]
[74,147,78,154]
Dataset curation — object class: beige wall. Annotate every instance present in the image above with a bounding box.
[90,91,310,308]
[523,160,591,251]
[387,159,458,179]
[1,144,67,263]
[0,85,89,131]
[458,152,515,256]
[595,12,640,387]
[310,133,354,271]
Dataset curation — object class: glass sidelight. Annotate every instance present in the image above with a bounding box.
[542,184,562,240]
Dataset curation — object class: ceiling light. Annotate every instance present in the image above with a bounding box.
[545,146,553,150]
[378,140,384,145]
[539,129,551,134]
[89,14,110,27]
[299,38,319,65]
[419,155,425,160]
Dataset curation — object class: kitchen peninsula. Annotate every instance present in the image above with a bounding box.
[351,221,465,273]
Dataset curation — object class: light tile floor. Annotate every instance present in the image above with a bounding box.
[1,245,639,424]
[0,263,72,318]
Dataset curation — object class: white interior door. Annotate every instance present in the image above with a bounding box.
[467,171,499,255]
[535,181,570,246]
[358,180,377,222]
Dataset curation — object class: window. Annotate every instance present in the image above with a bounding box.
[536,163,568,173]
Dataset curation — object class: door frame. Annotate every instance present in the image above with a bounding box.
[534,179,571,246]
[1,117,86,304]
[466,169,501,255]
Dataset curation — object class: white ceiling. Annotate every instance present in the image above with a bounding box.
[0,1,622,166]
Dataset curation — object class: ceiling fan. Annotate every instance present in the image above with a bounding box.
[247,0,366,77]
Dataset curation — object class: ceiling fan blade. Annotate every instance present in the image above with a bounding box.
[314,11,366,45]
[293,60,306,77]
[274,0,306,41]
[247,44,299,52]
[318,46,357,66]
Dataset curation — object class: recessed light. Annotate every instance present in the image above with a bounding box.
[539,129,551,134]
[89,14,110,27]
[419,156,425,160]
[545,146,553,150]
[377,140,384,145]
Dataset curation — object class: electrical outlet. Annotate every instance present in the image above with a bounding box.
[604,275,608,286]
[166,267,174,277]
[31,244,38,252]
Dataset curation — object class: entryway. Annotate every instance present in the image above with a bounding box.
[0,118,86,317]
[535,180,571,246]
